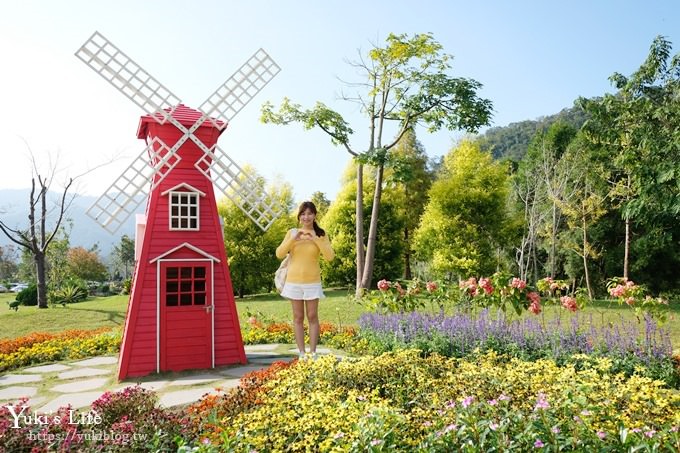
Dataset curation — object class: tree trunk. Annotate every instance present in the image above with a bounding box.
[360,164,384,290]
[582,215,593,300]
[550,202,557,278]
[355,163,365,298]
[403,227,412,280]
[35,251,48,309]
[623,215,630,280]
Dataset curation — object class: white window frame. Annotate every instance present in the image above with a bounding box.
[168,191,200,231]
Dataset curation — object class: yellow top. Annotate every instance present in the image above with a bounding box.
[276,228,335,284]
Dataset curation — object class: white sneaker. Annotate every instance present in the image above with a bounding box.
[298,352,306,361]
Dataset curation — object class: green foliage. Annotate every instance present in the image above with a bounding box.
[16,284,38,306]
[49,282,89,306]
[220,168,295,297]
[321,164,405,286]
[112,234,135,280]
[414,140,515,279]
[66,246,108,282]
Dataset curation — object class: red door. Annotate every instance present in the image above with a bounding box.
[159,261,213,371]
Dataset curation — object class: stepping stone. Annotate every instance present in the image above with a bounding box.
[51,378,109,393]
[244,344,281,351]
[37,391,105,413]
[159,385,229,408]
[136,380,169,391]
[220,365,267,378]
[70,356,118,367]
[22,363,72,373]
[0,386,37,400]
[57,368,110,380]
[249,357,288,365]
[167,373,222,387]
[0,374,42,386]
[286,347,332,354]
[0,396,46,409]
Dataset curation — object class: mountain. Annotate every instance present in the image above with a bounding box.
[0,189,137,258]
[479,105,589,162]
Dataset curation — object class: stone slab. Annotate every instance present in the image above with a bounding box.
[0,374,42,386]
[0,386,37,400]
[244,344,281,351]
[287,348,332,354]
[167,373,223,387]
[220,365,267,378]
[37,391,105,413]
[70,356,118,367]
[136,380,169,391]
[51,378,109,393]
[248,357,290,365]
[22,363,72,373]
[57,367,110,380]
[159,385,227,408]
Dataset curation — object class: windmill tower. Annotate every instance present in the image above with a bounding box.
[76,32,282,380]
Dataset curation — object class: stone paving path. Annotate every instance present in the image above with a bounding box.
[0,345,336,413]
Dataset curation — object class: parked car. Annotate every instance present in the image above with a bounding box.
[0,284,7,293]
[10,284,29,293]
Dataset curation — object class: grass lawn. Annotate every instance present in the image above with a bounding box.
[1,291,678,352]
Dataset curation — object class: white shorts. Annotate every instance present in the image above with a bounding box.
[281,282,326,300]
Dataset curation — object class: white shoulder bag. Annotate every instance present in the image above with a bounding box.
[275,228,297,293]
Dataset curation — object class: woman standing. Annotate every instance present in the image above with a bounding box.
[276,201,335,359]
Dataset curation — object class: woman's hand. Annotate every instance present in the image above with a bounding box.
[295,230,317,241]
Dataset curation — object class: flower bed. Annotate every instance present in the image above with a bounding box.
[181,350,679,451]
[358,310,678,386]
[0,329,121,372]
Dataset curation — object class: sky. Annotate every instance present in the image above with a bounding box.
[1,1,678,207]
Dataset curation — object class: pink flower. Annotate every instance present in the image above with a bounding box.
[551,426,561,434]
[560,296,578,312]
[395,282,405,296]
[490,422,499,431]
[528,300,542,315]
[461,396,474,408]
[426,281,438,293]
[625,297,635,306]
[527,291,541,304]
[511,277,527,290]
[534,439,545,448]
[644,430,656,438]
[597,431,606,439]
[609,285,625,297]
[534,393,550,410]
[479,277,494,295]
[377,279,390,291]
[487,399,498,406]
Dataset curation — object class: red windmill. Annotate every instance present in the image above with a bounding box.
[75,32,282,380]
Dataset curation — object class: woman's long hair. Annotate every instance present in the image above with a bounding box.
[297,201,326,237]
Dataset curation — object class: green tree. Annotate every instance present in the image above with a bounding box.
[579,35,680,280]
[0,245,19,281]
[322,163,405,287]
[112,234,136,280]
[219,170,295,297]
[383,127,434,279]
[414,140,513,279]
[309,191,330,220]
[262,32,492,296]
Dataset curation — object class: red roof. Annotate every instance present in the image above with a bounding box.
[136,104,226,139]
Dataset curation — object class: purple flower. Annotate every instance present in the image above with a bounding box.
[370,439,382,446]
[490,422,499,431]
[534,393,550,411]
[534,439,545,448]
[462,396,474,408]
[551,426,560,434]
[597,431,606,439]
[645,430,656,438]
[487,399,498,406]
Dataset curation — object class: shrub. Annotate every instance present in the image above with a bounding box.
[50,283,89,306]
[16,284,38,306]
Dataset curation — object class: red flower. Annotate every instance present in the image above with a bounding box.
[377,279,390,291]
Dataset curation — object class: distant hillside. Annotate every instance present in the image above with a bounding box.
[0,189,137,258]
[479,104,589,162]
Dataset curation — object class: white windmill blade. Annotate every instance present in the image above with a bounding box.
[75,31,181,124]
[86,138,181,233]
[195,146,284,231]
[198,49,281,130]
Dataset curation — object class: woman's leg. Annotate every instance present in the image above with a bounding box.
[291,299,306,353]
[305,299,319,353]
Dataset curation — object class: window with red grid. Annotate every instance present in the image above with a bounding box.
[165,266,207,306]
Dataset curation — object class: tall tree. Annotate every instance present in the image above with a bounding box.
[309,191,331,219]
[0,155,75,308]
[0,245,19,281]
[414,140,513,279]
[112,234,136,279]
[579,35,680,280]
[383,127,433,279]
[262,32,492,296]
